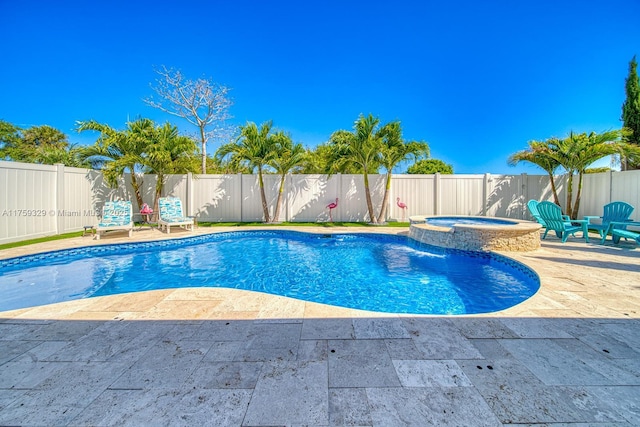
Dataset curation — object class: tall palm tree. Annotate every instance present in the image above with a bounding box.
[144,122,199,215]
[376,122,429,223]
[269,132,305,222]
[547,130,636,218]
[508,139,563,206]
[216,121,278,222]
[329,114,385,223]
[77,118,149,211]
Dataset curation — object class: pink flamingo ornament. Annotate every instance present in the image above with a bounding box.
[327,198,338,222]
[396,197,407,221]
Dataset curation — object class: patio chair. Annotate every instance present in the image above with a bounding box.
[158,196,194,234]
[527,199,570,238]
[597,219,640,246]
[607,226,640,246]
[537,201,589,243]
[96,200,133,240]
[585,201,634,239]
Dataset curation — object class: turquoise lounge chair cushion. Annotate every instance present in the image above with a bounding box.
[159,197,189,222]
[98,201,132,227]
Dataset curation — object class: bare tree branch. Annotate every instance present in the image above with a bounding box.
[144,65,233,172]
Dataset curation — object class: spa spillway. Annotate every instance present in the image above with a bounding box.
[409,215,542,252]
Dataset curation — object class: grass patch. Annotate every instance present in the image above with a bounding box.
[0,231,84,251]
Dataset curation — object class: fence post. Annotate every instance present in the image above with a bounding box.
[338,173,342,222]
[521,173,527,219]
[187,172,193,216]
[286,172,292,222]
[483,173,490,216]
[434,173,441,215]
[608,170,613,204]
[389,175,394,222]
[55,163,65,235]
[238,173,243,222]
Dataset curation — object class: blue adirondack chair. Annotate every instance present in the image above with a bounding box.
[527,199,570,238]
[527,200,571,225]
[602,224,640,246]
[537,201,589,243]
[585,201,634,239]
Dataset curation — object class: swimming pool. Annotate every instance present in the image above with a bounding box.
[0,231,539,315]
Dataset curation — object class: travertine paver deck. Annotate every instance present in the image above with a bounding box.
[0,226,639,426]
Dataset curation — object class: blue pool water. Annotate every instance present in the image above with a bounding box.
[0,231,539,315]
[426,217,517,227]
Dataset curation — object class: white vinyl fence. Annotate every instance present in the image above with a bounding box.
[1,160,639,244]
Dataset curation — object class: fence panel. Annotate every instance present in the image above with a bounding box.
[437,174,485,215]
[86,170,125,218]
[0,161,57,243]
[517,174,557,220]
[288,174,338,222]
[338,174,386,222]
[61,167,95,232]
[389,175,435,221]
[239,174,282,222]
[611,170,640,221]
[486,175,517,218]
[4,160,640,243]
[579,172,611,218]
[191,174,241,222]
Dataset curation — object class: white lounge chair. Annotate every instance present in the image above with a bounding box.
[96,200,133,240]
[158,197,194,234]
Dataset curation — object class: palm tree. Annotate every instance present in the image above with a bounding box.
[77,119,149,211]
[298,144,333,174]
[144,122,199,215]
[299,143,364,174]
[269,132,305,222]
[329,114,385,223]
[215,121,278,222]
[509,130,639,218]
[508,139,563,206]
[547,130,636,218]
[376,122,429,223]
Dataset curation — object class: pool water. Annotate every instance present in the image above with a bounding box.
[426,217,517,227]
[0,231,539,315]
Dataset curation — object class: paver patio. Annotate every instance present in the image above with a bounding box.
[1,226,639,426]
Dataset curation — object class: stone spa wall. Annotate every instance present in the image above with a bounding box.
[408,217,542,252]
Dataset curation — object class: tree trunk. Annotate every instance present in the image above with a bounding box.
[363,172,377,224]
[548,173,561,206]
[258,167,270,222]
[573,171,584,219]
[376,172,392,223]
[152,174,164,222]
[199,126,207,174]
[129,174,144,213]
[273,173,286,223]
[565,172,574,218]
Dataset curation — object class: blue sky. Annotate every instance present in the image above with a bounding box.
[1,0,638,174]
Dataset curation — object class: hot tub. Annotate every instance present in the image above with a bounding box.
[409,215,542,252]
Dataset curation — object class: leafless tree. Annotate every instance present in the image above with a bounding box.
[144,66,233,173]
